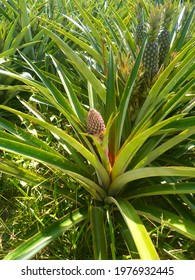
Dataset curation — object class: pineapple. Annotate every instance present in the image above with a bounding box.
[86,109,105,136]
[135,0,146,47]
[143,5,162,79]
[158,2,174,67]
[136,23,147,47]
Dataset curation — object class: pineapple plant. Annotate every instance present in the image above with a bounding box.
[135,0,147,47]
[158,2,174,67]
[142,5,162,79]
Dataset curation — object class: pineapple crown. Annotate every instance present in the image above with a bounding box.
[135,0,145,24]
[162,1,174,31]
[147,5,162,42]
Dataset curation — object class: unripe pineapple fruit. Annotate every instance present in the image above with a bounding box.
[136,23,147,46]
[86,109,105,136]
[158,2,174,66]
[158,29,171,66]
[143,42,159,77]
[135,0,146,47]
[143,5,162,79]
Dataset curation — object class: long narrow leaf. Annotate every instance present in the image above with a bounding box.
[111,7,136,57]
[0,137,106,199]
[0,159,45,186]
[67,172,107,200]
[90,206,108,260]
[112,115,184,179]
[110,166,195,195]
[135,126,195,169]
[0,105,110,188]
[0,137,85,175]
[3,17,19,51]
[50,55,86,123]
[19,0,31,40]
[125,182,195,199]
[43,27,106,103]
[161,116,195,132]
[72,0,101,45]
[118,216,139,259]
[39,17,103,65]
[18,50,73,115]
[136,205,195,241]
[0,117,57,154]
[0,68,50,95]
[105,197,159,260]
[0,135,88,184]
[175,7,195,51]
[4,208,87,260]
[105,49,115,122]
[115,37,147,150]
[153,79,195,123]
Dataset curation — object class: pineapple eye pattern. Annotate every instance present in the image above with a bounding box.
[86,109,105,136]
[143,42,159,76]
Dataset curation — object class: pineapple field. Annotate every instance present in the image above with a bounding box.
[0,0,195,260]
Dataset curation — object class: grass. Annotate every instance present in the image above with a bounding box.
[1,171,194,260]
[0,164,84,259]
[1,166,195,259]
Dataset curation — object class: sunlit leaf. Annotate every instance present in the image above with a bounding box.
[4,208,87,260]
[106,197,159,260]
[137,205,195,241]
